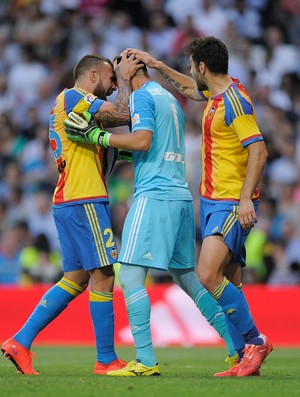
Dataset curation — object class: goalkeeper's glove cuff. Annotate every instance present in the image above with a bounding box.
[117,149,133,162]
[97,131,111,148]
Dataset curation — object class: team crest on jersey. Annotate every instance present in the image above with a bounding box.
[207,106,216,119]
[84,93,96,104]
[131,113,140,127]
[111,247,118,260]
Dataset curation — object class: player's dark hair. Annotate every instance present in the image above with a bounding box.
[73,55,113,81]
[113,54,149,77]
[185,37,228,75]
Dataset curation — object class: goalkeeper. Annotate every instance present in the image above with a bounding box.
[1,53,142,375]
[64,57,237,377]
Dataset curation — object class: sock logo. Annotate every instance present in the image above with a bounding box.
[40,300,47,307]
[226,308,237,315]
[131,325,139,331]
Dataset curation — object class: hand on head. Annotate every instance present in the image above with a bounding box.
[113,51,144,82]
[126,48,157,68]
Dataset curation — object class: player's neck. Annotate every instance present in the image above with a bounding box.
[208,75,233,97]
[131,76,151,91]
[74,83,92,94]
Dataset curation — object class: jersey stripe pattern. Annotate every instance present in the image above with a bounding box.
[199,79,264,202]
[49,88,108,206]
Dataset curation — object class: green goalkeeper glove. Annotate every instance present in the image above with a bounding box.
[117,149,133,162]
[102,148,133,179]
[64,111,111,147]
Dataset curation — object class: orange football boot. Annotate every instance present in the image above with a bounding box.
[1,337,38,375]
[237,335,273,377]
[214,361,260,377]
[94,358,127,375]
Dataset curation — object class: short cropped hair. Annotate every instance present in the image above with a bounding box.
[73,55,113,81]
[185,37,229,75]
[113,54,149,77]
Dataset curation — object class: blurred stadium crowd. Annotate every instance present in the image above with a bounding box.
[0,0,300,286]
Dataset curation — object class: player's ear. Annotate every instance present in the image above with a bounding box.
[90,70,97,84]
[199,62,205,74]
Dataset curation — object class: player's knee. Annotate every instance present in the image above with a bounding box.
[89,266,115,291]
[99,265,115,278]
[119,264,147,295]
[63,271,90,291]
[197,269,215,292]
[79,281,89,290]
[119,266,130,293]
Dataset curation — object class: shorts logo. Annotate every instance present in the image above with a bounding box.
[111,248,118,259]
[211,226,219,233]
[143,252,153,260]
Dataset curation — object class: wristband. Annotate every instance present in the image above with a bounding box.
[98,131,111,147]
[103,132,111,148]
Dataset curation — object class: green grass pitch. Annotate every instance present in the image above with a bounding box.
[1,346,300,397]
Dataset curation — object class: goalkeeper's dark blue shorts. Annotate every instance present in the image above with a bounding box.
[53,201,119,271]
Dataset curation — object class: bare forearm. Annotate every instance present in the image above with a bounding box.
[237,142,267,229]
[128,48,201,100]
[240,144,268,200]
[109,132,149,151]
[95,78,131,127]
[110,74,131,126]
[153,60,200,100]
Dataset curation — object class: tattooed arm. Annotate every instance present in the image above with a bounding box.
[94,79,130,128]
[127,48,202,101]
[94,54,143,127]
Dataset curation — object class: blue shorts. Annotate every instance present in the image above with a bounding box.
[53,202,119,272]
[119,196,196,270]
[200,198,259,266]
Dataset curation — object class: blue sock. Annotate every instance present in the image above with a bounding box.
[124,286,156,367]
[237,288,262,345]
[120,264,156,367]
[89,290,117,364]
[170,268,236,357]
[14,277,83,349]
[212,277,255,336]
[224,317,245,359]
[223,283,246,359]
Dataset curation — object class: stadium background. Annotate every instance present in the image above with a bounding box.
[0,0,300,347]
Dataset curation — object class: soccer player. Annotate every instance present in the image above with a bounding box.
[127,37,273,377]
[1,54,141,375]
[64,55,239,376]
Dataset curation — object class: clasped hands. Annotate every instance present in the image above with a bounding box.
[64,112,132,162]
[64,111,111,147]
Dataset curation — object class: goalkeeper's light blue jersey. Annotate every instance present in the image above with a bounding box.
[130,81,192,201]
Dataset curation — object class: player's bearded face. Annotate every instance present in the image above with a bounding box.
[95,65,116,99]
[195,76,208,91]
[190,59,208,91]
[94,80,111,99]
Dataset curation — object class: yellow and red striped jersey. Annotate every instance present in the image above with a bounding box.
[49,87,108,206]
[199,78,264,202]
